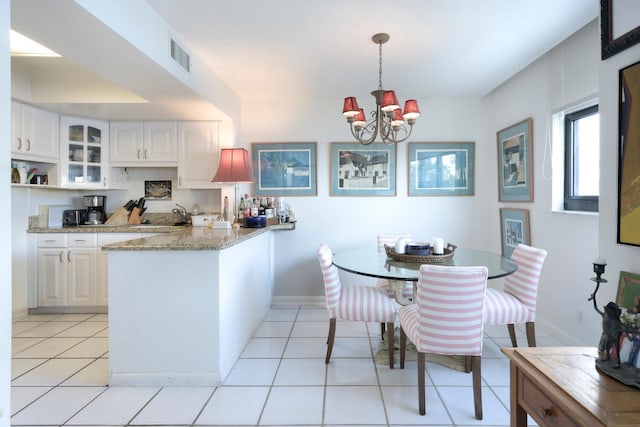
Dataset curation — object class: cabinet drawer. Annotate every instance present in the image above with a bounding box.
[67,233,97,247]
[520,373,580,427]
[37,234,66,247]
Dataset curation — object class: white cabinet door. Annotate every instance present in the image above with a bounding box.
[144,121,177,164]
[12,102,60,161]
[177,121,219,188]
[59,116,110,188]
[67,247,97,306]
[37,248,67,307]
[110,122,143,164]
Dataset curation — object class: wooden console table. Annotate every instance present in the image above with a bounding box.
[503,347,640,426]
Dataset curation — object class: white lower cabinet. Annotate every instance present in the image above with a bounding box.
[35,232,143,308]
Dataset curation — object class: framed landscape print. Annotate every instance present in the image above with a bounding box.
[616,271,640,313]
[618,60,640,247]
[497,118,533,202]
[499,208,530,258]
[408,142,475,196]
[251,142,317,196]
[331,143,396,196]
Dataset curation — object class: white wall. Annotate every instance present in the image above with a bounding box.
[1,0,12,422]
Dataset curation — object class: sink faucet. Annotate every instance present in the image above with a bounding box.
[172,204,188,223]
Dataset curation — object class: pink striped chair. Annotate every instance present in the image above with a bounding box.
[399,264,488,419]
[484,244,547,347]
[317,243,396,368]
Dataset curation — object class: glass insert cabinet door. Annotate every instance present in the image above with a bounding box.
[60,117,108,187]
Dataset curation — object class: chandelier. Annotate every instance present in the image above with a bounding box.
[341,33,420,146]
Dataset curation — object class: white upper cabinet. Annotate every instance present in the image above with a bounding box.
[177,121,220,188]
[59,116,110,189]
[11,101,60,162]
[110,121,177,166]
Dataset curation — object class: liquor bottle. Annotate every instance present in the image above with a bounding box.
[223,196,229,222]
[238,197,245,221]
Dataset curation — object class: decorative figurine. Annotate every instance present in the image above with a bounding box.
[597,301,623,368]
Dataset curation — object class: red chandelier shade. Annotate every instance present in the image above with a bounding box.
[342,97,360,117]
[211,148,255,183]
[380,90,400,112]
[403,99,421,120]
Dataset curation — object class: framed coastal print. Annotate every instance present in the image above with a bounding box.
[331,143,396,196]
[408,142,475,196]
[616,271,640,313]
[251,142,317,196]
[497,118,533,202]
[618,60,640,247]
[499,208,530,258]
[601,0,640,59]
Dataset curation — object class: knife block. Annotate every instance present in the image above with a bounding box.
[127,207,143,225]
[105,207,129,225]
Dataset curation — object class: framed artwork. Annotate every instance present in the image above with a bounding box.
[144,180,172,200]
[616,271,640,313]
[331,143,396,196]
[499,208,530,258]
[618,60,640,247]
[497,118,533,202]
[601,0,640,60]
[408,142,475,196]
[251,142,317,196]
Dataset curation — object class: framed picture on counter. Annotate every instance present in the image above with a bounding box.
[330,142,396,196]
[497,118,533,202]
[251,142,317,196]
[499,207,530,258]
[616,271,640,313]
[408,142,475,196]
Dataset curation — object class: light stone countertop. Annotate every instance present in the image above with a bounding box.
[27,224,186,234]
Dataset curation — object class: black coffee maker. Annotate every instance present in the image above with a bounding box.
[83,195,107,224]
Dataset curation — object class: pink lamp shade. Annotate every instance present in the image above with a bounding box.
[391,108,404,128]
[211,148,255,183]
[403,99,421,120]
[380,90,400,112]
[342,97,360,117]
[353,108,367,128]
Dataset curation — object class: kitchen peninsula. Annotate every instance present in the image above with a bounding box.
[103,223,293,386]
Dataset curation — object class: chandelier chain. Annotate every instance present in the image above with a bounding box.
[378,41,384,91]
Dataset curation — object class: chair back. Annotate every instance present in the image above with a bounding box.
[377,233,411,252]
[414,265,488,356]
[317,243,341,318]
[504,244,547,315]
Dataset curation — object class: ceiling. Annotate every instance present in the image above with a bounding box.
[11,0,599,120]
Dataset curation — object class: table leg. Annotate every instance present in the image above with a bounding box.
[510,360,527,427]
[388,279,413,305]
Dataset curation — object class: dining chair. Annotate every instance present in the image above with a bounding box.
[399,264,488,419]
[484,243,547,347]
[317,243,396,368]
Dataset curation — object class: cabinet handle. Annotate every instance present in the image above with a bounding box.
[25,139,31,151]
[59,251,64,263]
[45,239,57,244]
[137,149,141,159]
[17,137,22,150]
[68,251,72,262]
[541,407,553,418]
[72,240,87,244]
[179,176,182,186]
[144,149,149,159]
[103,177,107,187]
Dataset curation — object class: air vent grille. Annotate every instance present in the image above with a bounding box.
[170,38,190,72]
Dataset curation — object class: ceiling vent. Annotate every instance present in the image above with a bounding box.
[170,38,190,72]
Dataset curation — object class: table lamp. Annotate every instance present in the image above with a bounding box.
[211,148,255,224]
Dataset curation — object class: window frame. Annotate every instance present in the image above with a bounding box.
[563,104,599,212]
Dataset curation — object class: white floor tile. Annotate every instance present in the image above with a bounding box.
[10,386,51,416]
[296,308,329,322]
[241,337,287,358]
[290,320,328,337]
[54,314,96,322]
[252,321,293,337]
[130,387,214,425]
[260,386,324,425]
[11,359,47,380]
[54,321,108,337]
[326,358,379,386]
[481,358,511,387]
[58,337,108,358]
[382,385,452,425]
[324,386,387,425]
[224,358,279,385]
[196,386,269,425]
[262,307,299,321]
[62,358,109,386]
[273,358,326,385]
[13,337,85,358]
[437,385,510,425]
[66,386,159,425]
[10,386,106,425]
[377,360,426,386]
[331,337,374,358]
[284,337,328,358]
[11,321,45,335]
[11,337,46,355]
[15,321,77,338]
[11,359,94,386]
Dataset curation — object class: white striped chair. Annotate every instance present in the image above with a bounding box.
[317,243,397,368]
[484,243,547,347]
[399,264,488,419]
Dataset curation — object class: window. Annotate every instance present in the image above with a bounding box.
[564,104,599,212]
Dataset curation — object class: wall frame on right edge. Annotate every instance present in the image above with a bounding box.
[601,0,640,59]
[499,208,531,258]
[617,60,640,247]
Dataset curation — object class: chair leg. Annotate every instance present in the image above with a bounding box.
[418,352,426,415]
[399,327,406,369]
[507,324,518,347]
[387,321,394,369]
[471,355,483,420]
[325,318,336,364]
[464,355,472,373]
[525,321,537,347]
[381,322,386,341]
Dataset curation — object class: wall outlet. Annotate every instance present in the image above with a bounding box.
[577,309,584,326]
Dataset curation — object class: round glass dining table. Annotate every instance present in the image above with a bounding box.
[332,246,518,304]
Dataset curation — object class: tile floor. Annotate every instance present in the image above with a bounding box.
[10,304,564,426]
